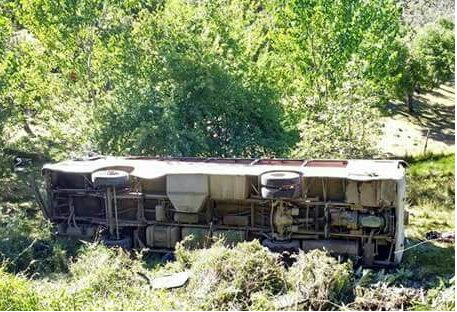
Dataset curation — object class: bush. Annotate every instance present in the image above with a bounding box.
[285,250,354,310]
[171,240,287,310]
[169,240,355,310]
[36,244,153,310]
[0,229,451,311]
[29,239,357,311]
[0,195,73,275]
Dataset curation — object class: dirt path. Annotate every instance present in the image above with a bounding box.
[377,81,455,157]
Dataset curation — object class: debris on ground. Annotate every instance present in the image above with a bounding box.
[425,231,455,243]
[350,283,425,311]
[152,271,189,289]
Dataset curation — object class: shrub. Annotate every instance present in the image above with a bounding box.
[351,283,423,310]
[52,244,148,310]
[426,278,455,311]
[285,249,354,310]
[35,244,159,310]
[172,240,287,310]
[172,240,355,310]
[0,200,72,275]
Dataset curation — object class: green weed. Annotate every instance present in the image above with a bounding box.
[0,269,40,310]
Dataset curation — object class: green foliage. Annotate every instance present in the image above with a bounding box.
[0,2,455,309]
[33,240,355,311]
[0,0,432,161]
[0,0,95,165]
[0,269,40,311]
[351,283,423,311]
[292,78,381,158]
[97,59,290,156]
[407,153,455,176]
[0,14,13,172]
[95,0,293,157]
[270,0,402,99]
[267,0,401,157]
[0,169,81,275]
[406,154,455,239]
[0,206,74,276]
[1,34,91,157]
[389,18,455,108]
[10,0,293,158]
[176,240,287,310]
[0,1,455,310]
[0,239,354,311]
[422,277,455,311]
[413,19,455,89]
[0,0,453,162]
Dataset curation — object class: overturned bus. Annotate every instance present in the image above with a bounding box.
[40,156,407,266]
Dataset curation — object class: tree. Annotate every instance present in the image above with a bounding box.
[13,0,293,158]
[292,68,382,158]
[269,0,402,101]
[390,19,455,112]
[268,0,401,157]
[0,6,94,161]
[414,19,455,89]
[94,0,292,157]
[2,0,448,163]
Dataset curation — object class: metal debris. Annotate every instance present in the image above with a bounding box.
[152,271,190,289]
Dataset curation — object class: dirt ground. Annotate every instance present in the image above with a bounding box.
[377,81,455,157]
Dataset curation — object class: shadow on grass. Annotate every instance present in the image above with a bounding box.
[404,152,455,164]
[400,239,455,287]
[382,82,455,146]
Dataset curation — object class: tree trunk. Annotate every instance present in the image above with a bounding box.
[406,93,414,113]
[24,120,36,138]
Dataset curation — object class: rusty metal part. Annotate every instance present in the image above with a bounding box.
[301,239,359,257]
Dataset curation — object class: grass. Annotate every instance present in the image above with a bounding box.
[0,269,40,311]
[0,153,454,310]
[400,153,455,310]
[401,153,455,286]
[405,155,454,239]
[406,153,455,176]
[0,166,82,276]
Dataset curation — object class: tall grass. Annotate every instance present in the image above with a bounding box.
[0,269,40,311]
